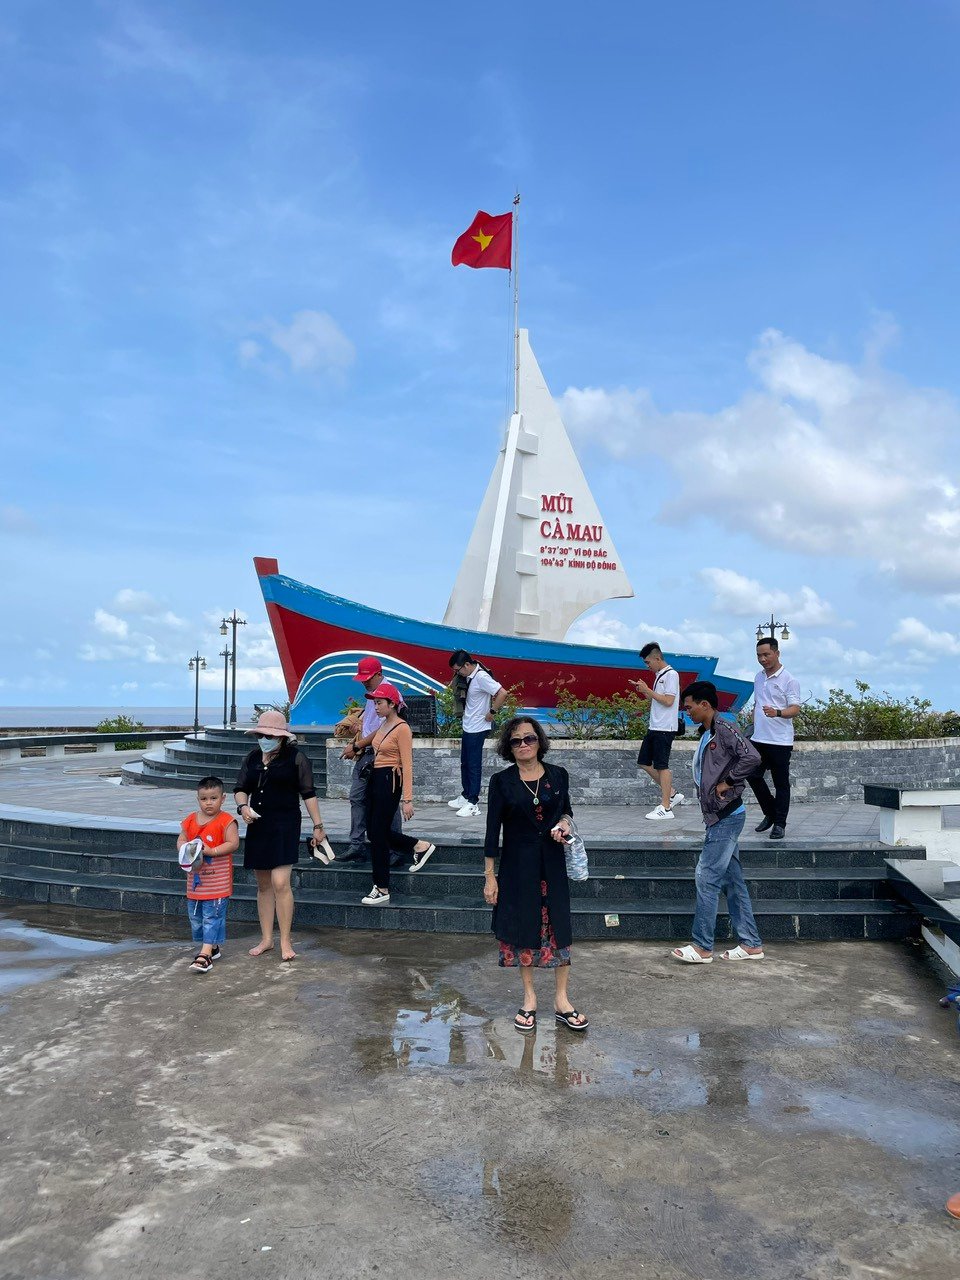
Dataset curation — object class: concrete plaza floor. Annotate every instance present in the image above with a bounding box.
[0,754,885,843]
[1,899,959,1279]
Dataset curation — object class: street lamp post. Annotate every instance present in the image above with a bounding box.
[188,652,207,735]
[756,614,791,643]
[219,646,232,730]
[220,611,247,728]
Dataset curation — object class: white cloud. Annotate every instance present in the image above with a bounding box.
[266,310,355,375]
[238,338,261,364]
[113,589,159,614]
[558,324,960,594]
[566,609,749,668]
[890,617,960,661]
[94,608,129,638]
[699,569,835,626]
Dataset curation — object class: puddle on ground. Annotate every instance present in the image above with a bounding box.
[0,903,165,997]
[342,965,960,1158]
[418,1153,574,1253]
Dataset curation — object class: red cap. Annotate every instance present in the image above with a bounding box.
[354,657,382,683]
[366,681,402,706]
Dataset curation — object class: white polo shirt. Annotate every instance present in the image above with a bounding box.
[649,666,680,732]
[752,665,801,746]
[463,666,502,733]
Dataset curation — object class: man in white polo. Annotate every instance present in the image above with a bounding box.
[632,642,684,821]
[447,649,507,817]
[748,636,801,840]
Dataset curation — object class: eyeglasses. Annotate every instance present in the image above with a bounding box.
[509,734,539,747]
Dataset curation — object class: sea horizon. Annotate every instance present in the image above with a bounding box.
[0,706,262,729]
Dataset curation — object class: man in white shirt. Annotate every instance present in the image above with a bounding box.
[748,637,801,840]
[447,649,507,817]
[631,642,685,822]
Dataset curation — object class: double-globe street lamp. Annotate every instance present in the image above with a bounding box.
[188,652,207,735]
[757,614,791,643]
[219,645,233,730]
[220,611,247,728]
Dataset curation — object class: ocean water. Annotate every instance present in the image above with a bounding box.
[0,707,259,729]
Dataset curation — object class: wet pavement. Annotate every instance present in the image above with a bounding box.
[0,901,958,1278]
[0,754,886,843]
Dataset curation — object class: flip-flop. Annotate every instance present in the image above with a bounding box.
[514,1008,537,1033]
[672,944,713,964]
[555,1009,588,1031]
[719,945,765,961]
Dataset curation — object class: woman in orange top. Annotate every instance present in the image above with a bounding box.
[362,681,435,906]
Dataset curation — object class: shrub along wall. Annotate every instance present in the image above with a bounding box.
[326,736,960,805]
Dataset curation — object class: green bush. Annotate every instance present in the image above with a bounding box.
[790,681,954,741]
[96,714,147,751]
[553,684,650,740]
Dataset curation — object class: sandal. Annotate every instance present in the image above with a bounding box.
[555,1008,589,1031]
[672,944,713,964]
[189,953,213,973]
[514,1008,537,1033]
[720,945,765,961]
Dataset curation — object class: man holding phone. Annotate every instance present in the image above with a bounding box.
[630,642,684,821]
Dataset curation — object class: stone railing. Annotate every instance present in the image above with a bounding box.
[325,736,960,805]
[0,731,178,765]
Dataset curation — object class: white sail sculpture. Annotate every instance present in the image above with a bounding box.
[443,329,634,641]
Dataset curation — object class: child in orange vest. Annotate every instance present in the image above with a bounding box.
[177,776,239,973]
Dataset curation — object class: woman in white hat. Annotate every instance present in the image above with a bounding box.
[234,710,326,961]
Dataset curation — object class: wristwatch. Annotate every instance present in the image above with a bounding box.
[776,710,782,717]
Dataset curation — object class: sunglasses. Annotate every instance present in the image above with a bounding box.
[509,734,539,747]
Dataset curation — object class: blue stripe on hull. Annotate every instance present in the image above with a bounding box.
[262,572,753,728]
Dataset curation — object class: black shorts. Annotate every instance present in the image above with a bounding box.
[637,730,676,771]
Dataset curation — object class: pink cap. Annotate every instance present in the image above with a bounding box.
[366,681,402,706]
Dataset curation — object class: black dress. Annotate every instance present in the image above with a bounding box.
[484,763,574,964]
[234,742,316,870]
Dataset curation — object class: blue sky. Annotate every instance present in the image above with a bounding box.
[2,0,959,710]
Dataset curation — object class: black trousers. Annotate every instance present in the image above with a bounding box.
[748,741,793,826]
[365,767,419,890]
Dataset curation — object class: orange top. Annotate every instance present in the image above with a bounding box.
[181,811,236,900]
[372,720,414,801]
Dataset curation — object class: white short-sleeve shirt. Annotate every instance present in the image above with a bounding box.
[648,666,680,732]
[751,665,801,745]
[463,666,503,733]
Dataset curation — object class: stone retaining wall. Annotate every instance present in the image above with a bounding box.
[325,736,960,805]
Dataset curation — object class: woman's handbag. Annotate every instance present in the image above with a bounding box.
[563,819,589,882]
[358,723,400,782]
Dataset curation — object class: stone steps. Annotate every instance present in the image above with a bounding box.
[0,818,922,941]
[121,727,331,791]
[0,859,917,941]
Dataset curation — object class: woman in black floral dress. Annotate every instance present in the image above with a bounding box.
[483,716,588,1033]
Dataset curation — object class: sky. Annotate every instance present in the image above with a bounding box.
[2,0,959,711]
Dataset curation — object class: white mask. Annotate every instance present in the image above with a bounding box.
[258,737,281,754]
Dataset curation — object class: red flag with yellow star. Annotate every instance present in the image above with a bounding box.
[451,210,513,270]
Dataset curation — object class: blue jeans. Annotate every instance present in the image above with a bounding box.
[691,810,762,952]
[187,897,228,946]
[460,730,487,805]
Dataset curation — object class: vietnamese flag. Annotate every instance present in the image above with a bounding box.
[451,210,513,270]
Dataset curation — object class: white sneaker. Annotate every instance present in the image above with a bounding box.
[448,794,468,809]
[645,805,675,821]
[456,802,481,817]
[669,792,685,809]
[361,886,391,905]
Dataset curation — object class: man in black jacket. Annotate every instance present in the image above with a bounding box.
[671,681,766,964]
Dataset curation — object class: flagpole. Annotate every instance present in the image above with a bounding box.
[512,191,520,415]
